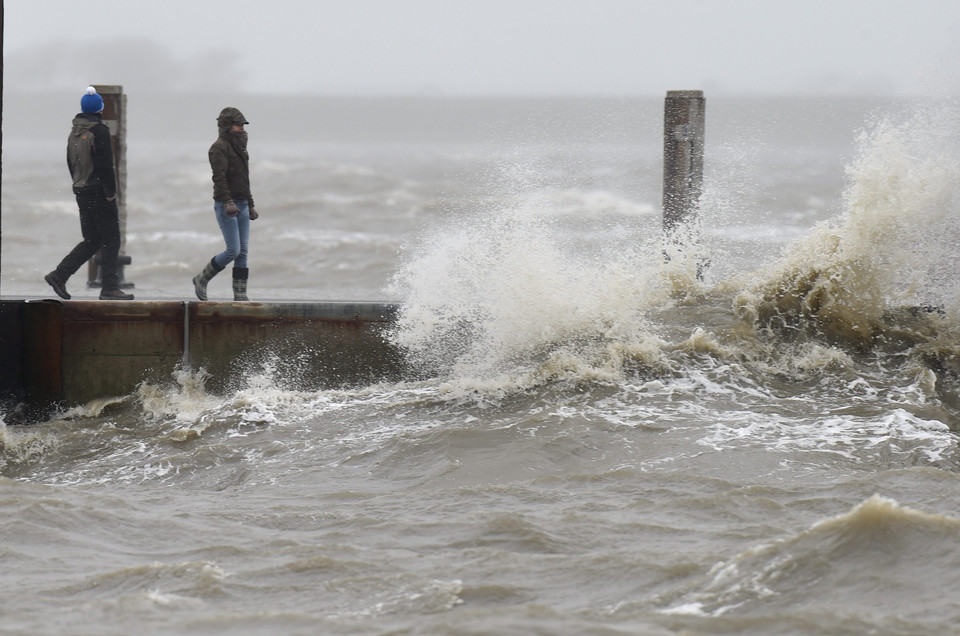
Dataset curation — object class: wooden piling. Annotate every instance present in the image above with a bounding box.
[88,85,133,289]
[662,90,705,235]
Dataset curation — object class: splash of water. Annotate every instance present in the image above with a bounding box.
[388,98,960,403]
[736,100,960,346]
[385,189,688,395]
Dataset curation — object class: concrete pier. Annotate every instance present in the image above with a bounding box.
[0,299,404,419]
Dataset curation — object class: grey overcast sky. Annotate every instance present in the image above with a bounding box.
[4,0,960,96]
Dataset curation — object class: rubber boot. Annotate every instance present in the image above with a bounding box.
[192,258,224,301]
[232,267,249,301]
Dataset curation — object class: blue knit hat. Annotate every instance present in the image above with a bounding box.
[80,86,104,113]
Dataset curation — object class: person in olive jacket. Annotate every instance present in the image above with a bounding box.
[192,106,259,301]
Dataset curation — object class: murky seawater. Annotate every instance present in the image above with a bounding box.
[2,95,960,635]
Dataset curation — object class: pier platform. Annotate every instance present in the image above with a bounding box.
[0,299,405,420]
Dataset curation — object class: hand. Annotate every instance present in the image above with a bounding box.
[106,195,117,202]
[224,200,240,217]
[249,207,259,220]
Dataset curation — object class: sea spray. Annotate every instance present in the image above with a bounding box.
[386,140,777,394]
[735,100,960,347]
[386,191,679,393]
[386,98,960,413]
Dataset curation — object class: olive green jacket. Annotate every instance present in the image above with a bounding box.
[209,131,254,207]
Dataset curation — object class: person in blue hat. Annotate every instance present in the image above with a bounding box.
[45,86,134,300]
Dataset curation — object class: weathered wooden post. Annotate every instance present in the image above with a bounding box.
[87,84,134,289]
[662,90,705,235]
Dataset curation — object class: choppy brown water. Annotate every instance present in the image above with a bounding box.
[2,96,960,635]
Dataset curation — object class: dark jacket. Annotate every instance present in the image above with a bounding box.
[209,126,254,207]
[67,113,116,198]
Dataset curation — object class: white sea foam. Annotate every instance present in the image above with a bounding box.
[695,408,956,465]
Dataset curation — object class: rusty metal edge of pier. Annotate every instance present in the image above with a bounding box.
[0,299,406,422]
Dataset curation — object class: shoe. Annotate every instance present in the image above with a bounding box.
[44,272,71,300]
[99,288,135,300]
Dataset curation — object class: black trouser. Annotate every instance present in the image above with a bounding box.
[55,191,122,290]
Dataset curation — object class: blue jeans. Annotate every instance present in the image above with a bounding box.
[212,199,249,269]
